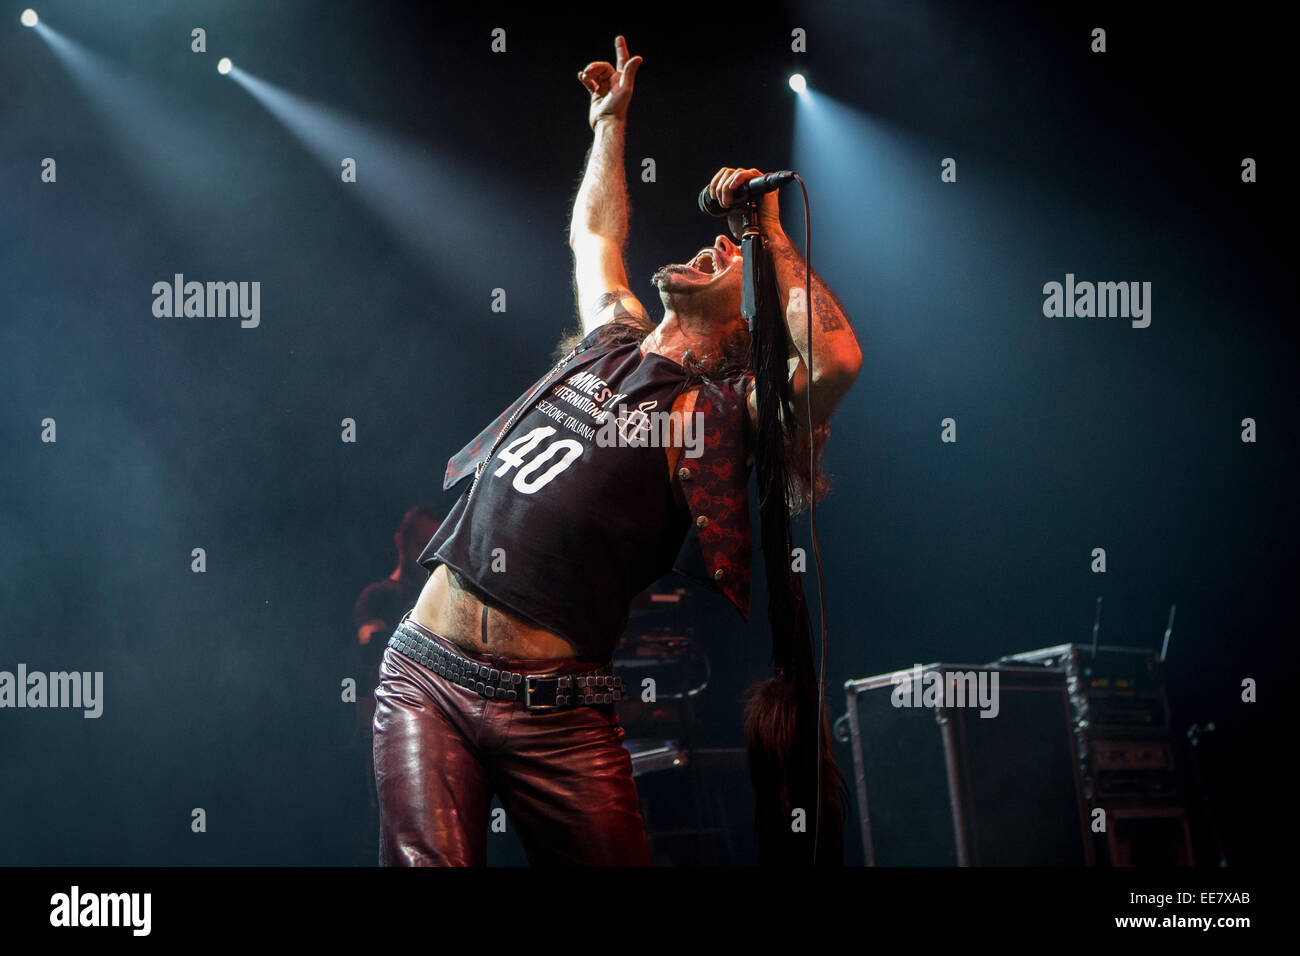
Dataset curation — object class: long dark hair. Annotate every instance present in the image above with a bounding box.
[742,238,846,866]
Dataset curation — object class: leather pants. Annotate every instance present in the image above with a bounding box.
[371,618,650,866]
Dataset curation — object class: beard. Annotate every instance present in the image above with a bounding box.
[650,263,693,290]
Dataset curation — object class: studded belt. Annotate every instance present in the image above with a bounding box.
[387,621,627,712]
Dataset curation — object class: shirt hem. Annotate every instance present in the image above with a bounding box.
[425,552,612,663]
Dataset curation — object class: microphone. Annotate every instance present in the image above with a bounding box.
[698,170,796,217]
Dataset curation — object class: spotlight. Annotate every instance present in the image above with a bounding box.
[788,73,807,94]
[217,57,232,75]
[21,9,38,27]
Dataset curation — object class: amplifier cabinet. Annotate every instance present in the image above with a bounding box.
[995,644,1195,865]
[999,643,1172,735]
[843,664,1093,866]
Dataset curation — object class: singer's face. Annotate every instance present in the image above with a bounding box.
[650,234,743,321]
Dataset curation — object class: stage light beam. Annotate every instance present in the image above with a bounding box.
[789,73,807,94]
[21,9,39,27]
[217,57,232,75]
[226,66,523,301]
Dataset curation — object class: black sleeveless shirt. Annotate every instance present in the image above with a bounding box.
[420,341,693,660]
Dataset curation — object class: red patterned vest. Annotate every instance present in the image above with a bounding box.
[440,321,754,621]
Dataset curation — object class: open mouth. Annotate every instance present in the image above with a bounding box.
[688,248,718,275]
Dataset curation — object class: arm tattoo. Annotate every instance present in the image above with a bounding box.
[813,283,848,333]
[593,290,653,330]
[771,242,848,332]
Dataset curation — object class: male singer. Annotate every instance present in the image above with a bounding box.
[372,35,861,866]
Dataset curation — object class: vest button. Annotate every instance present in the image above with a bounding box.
[677,467,692,481]
[696,515,709,528]
[713,567,726,581]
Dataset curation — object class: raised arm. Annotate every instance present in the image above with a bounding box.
[708,166,863,427]
[569,36,652,334]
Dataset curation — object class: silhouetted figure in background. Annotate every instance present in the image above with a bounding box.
[350,503,440,857]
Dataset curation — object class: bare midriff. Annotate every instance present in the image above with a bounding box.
[410,562,579,660]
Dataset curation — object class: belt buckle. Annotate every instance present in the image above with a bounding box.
[522,675,563,713]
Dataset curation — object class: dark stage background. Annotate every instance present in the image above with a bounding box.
[1,0,1290,866]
